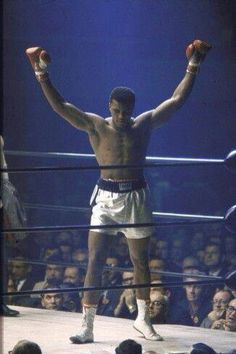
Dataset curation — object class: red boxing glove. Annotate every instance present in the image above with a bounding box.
[25,47,51,82]
[186,39,212,74]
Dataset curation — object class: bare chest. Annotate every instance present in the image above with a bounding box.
[90,126,149,165]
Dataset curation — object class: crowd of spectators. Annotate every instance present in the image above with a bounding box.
[4,224,236,332]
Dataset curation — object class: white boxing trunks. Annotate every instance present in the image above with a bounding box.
[90,178,155,239]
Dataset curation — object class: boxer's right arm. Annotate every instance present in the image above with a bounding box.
[25,47,101,133]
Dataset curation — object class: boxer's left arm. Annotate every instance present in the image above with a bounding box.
[136,40,211,129]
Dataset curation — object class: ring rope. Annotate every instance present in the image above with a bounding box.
[5,149,225,163]
[1,277,227,298]
[7,258,220,280]
[1,219,222,234]
[3,149,235,173]
[0,160,224,173]
[24,202,224,221]
[24,203,89,213]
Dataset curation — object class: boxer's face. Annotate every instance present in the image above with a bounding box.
[109,99,134,131]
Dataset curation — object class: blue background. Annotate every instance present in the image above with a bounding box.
[3,0,236,226]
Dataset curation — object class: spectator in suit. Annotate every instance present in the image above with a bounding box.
[113,271,137,319]
[168,270,211,326]
[203,242,228,296]
[9,256,35,307]
[211,298,236,332]
[39,286,67,311]
[33,261,64,291]
[149,258,166,281]
[149,290,169,324]
[97,256,122,316]
[203,242,227,277]
[201,289,233,328]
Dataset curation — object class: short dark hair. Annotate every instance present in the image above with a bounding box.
[190,342,217,354]
[115,339,142,354]
[109,87,135,107]
[11,340,42,354]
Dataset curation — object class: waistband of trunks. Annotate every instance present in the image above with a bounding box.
[97,178,147,193]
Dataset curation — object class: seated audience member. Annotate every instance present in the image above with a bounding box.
[9,339,42,354]
[71,231,86,249]
[72,247,88,264]
[203,242,227,277]
[35,233,54,260]
[150,280,170,297]
[168,270,211,326]
[63,266,85,302]
[97,256,123,316]
[115,339,142,354]
[113,233,132,267]
[33,260,64,290]
[180,257,203,303]
[169,236,187,272]
[190,342,217,354]
[60,282,82,312]
[190,231,206,255]
[113,271,137,319]
[63,266,84,287]
[211,298,236,332]
[153,239,169,264]
[39,286,67,311]
[149,258,166,281]
[57,239,73,262]
[203,242,228,296]
[201,289,233,328]
[9,256,35,307]
[102,256,122,287]
[31,260,64,303]
[10,256,34,290]
[55,230,73,247]
[149,290,169,324]
[42,244,61,261]
[182,255,201,273]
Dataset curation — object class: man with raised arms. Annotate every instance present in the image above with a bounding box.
[25,39,211,343]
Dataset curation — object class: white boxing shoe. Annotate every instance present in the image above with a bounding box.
[133,318,163,341]
[134,299,163,341]
[70,329,94,344]
[70,306,96,344]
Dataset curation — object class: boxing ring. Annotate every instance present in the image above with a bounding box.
[1,149,236,353]
[3,306,236,353]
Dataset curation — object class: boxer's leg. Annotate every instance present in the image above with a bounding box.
[83,230,114,305]
[70,230,114,344]
[127,237,163,341]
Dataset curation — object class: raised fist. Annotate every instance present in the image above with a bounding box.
[186,39,212,74]
[25,47,51,82]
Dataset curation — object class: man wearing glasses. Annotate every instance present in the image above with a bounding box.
[200,289,233,328]
[211,298,236,331]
